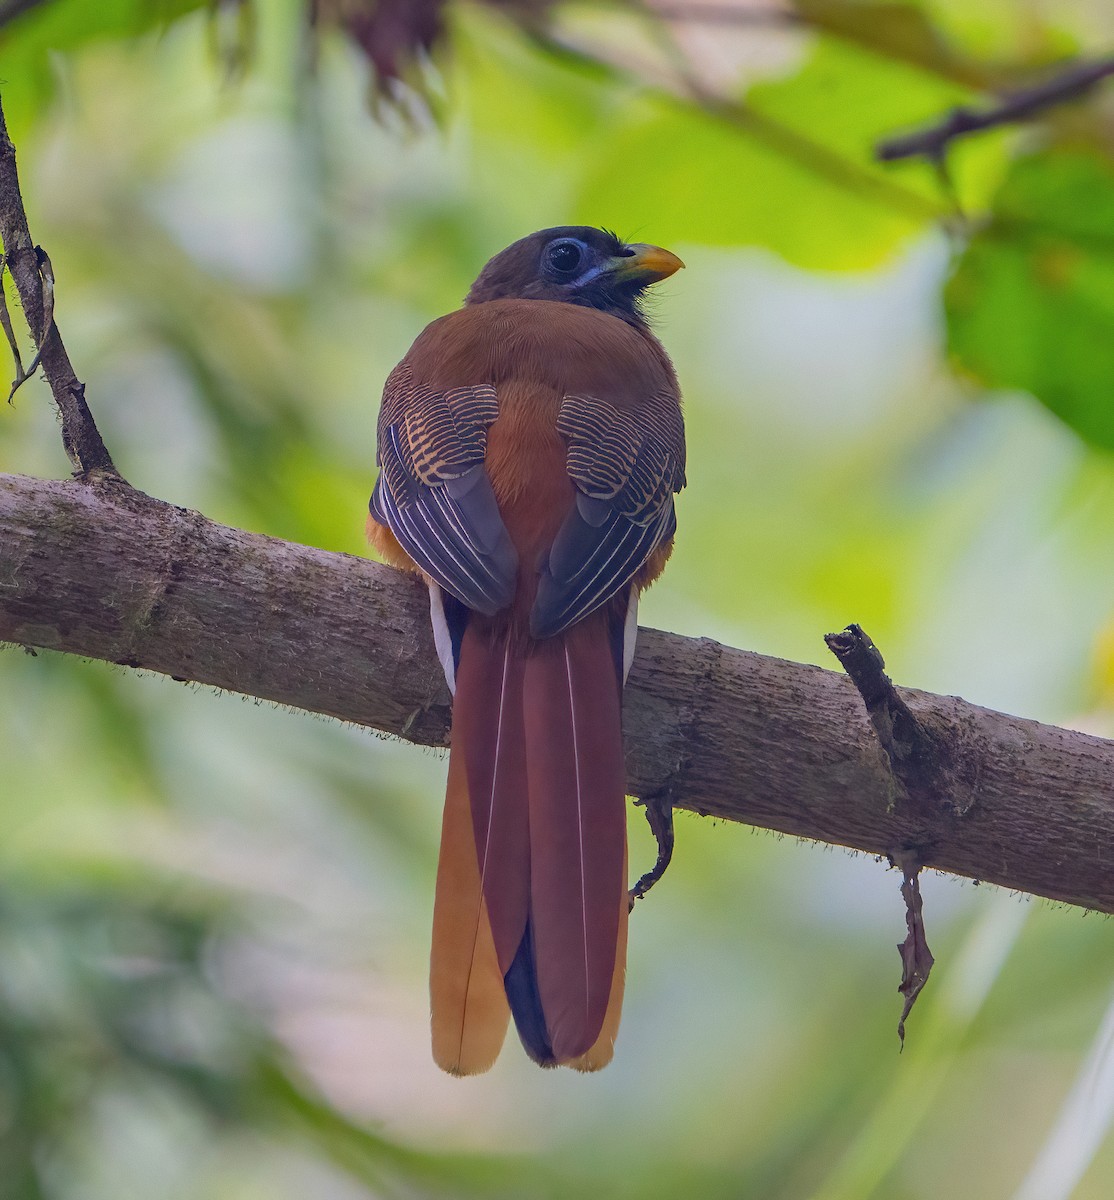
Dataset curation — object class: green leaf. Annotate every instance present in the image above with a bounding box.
[0,0,208,135]
[0,0,205,49]
[797,0,993,88]
[575,38,970,269]
[915,0,1081,63]
[946,149,1114,450]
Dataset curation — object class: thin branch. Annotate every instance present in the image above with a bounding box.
[682,78,943,221]
[2,470,1113,916]
[645,3,802,26]
[640,0,994,91]
[0,0,49,26]
[877,55,1114,162]
[0,96,121,479]
[0,256,27,387]
[534,31,944,224]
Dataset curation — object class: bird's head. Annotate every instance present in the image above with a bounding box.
[465,227,684,326]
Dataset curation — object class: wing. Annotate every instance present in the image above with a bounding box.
[371,361,517,615]
[531,389,686,639]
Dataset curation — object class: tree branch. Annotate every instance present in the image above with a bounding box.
[0,96,120,479]
[2,470,1112,914]
[644,3,802,27]
[876,56,1114,162]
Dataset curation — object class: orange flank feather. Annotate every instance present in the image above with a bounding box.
[365,511,413,575]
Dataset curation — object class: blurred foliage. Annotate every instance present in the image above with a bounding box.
[0,880,492,1200]
[947,147,1114,450]
[3,0,1114,1198]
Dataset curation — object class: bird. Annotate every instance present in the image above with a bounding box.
[367,226,686,1073]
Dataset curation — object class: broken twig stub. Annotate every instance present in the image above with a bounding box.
[827,624,940,1041]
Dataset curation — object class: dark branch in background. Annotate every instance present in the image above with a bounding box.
[0,0,48,25]
[644,0,995,91]
[3,471,1114,925]
[645,2,802,26]
[533,30,944,224]
[678,75,942,221]
[877,55,1114,162]
[0,98,120,478]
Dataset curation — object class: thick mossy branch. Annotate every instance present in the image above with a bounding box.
[2,471,1113,913]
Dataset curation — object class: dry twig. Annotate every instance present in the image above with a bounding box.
[877,56,1114,162]
[0,97,120,478]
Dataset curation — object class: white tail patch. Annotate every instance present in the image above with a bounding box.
[429,584,456,694]
[622,586,639,685]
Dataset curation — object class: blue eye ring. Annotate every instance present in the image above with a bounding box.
[545,239,584,275]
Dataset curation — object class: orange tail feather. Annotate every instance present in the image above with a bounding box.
[430,625,529,1074]
[429,744,510,1075]
[570,844,629,1072]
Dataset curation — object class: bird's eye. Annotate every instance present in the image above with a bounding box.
[546,240,583,274]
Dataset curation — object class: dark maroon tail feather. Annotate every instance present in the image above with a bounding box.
[517,615,628,1063]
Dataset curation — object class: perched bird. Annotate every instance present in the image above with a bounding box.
[367,227,685,1073]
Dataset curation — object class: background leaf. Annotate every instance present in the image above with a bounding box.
[947,148,1114,450]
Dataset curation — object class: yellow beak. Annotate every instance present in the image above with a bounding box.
[612,243,685,284]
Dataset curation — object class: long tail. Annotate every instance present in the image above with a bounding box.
[430,614,629,1073]
[430,625,528,1075]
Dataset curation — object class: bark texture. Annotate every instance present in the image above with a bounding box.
[2,470,1112,913]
